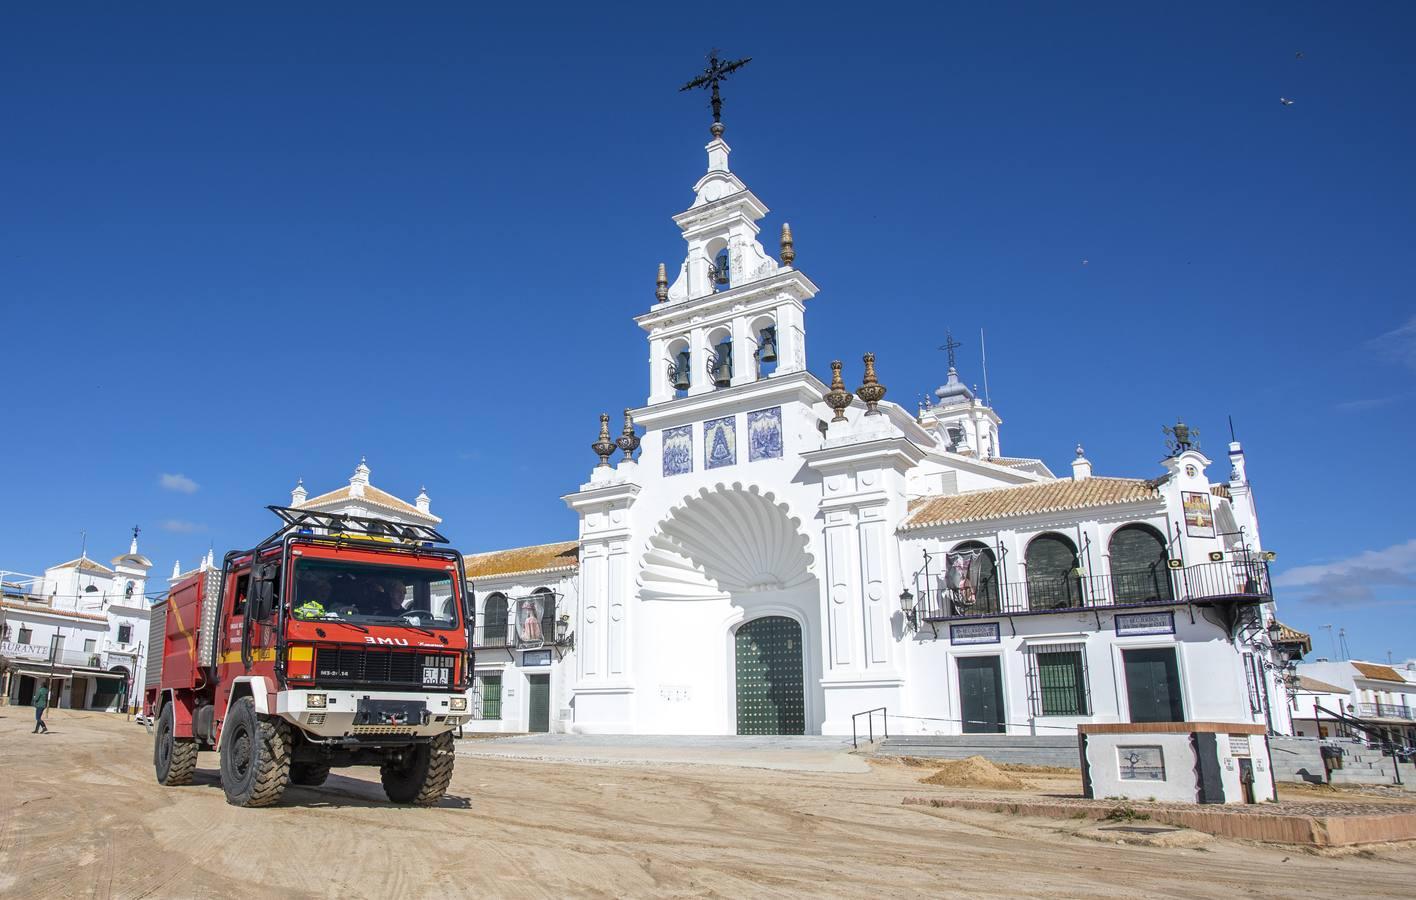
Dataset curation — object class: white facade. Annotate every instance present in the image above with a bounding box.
[1,533,153,711]
[452,119,1300,739]
[1292,660,1416,746]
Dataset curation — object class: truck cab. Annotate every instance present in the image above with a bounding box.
[146,506,472,807]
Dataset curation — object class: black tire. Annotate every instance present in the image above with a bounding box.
[219,696,292,808]
[380,732,455,806]
[154,701,198,786]
[290,761,331,787]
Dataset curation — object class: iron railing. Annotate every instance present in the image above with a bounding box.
[472,623,511,649]
[1356,703,1415,721]
[919,560,1271,621]
[851,707,888,748]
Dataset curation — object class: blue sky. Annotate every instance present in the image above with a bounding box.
[1,3,1412,661]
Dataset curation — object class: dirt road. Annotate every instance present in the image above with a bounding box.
[2,710,1412,899]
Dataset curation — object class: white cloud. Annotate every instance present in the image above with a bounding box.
[1274,538,1416,606]
[159,473,199,494]
[160,519,206,534]
[1369,316,1416,370]
[1335,395,1400,413]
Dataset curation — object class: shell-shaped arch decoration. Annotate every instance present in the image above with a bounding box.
[638,483,815,602]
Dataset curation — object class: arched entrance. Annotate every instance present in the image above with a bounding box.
[637,483,822,734]
[734,616,805,735]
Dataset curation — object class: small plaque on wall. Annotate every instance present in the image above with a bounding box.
[950,622,1000,645]
[1115,611,1175,637]
[1117,745,1165,781]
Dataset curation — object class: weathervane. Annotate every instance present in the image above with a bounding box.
[939,331,963,371]
[680,49,752,136]
[1163,418,1200,456]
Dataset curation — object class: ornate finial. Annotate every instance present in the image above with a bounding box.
[616,409,641,460]
[939,331,962,372]
[1163,418,1199,456]
[856,352,887,415]
[1076,443,1085,458]
[592,413,616,467]
[780,222,795,266]
[655,263,668,303]
[680,50,752,136]
[824,360,854,423]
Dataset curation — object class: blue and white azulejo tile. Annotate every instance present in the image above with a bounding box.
[663,425,693,477]
[704,416,736,469]
[747,407,783,462]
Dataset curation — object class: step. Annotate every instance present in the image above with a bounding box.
[879,735,1076,748]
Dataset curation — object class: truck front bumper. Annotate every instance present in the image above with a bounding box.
[275,688,468,739]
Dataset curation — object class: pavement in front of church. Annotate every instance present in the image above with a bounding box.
[455,733,870,773]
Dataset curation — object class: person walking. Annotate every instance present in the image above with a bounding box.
[32,682,50,734]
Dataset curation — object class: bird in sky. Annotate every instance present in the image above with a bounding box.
[1280,97,1295,106]
[1295,51,1304,60]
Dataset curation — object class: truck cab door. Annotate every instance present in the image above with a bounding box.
[222,571,250,669]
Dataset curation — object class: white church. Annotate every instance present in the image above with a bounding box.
[456,112,1307,738]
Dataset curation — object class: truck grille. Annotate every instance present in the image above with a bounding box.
[314,647,421,688]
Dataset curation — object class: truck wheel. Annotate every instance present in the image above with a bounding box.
[154,701,198,786]
[380,732,456,806]
[219,696,292,808]
[290,761,331,787]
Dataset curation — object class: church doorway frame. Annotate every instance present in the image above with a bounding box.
[725,607,811,736]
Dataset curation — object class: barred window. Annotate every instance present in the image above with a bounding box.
[477,673,502,720]
[1026,643,1090,717]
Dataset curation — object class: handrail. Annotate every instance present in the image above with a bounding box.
[851,707,888,749]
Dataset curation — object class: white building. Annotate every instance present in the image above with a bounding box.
[1,531,153,711]
[1292,660,1416,747]
[462,115,1301,738]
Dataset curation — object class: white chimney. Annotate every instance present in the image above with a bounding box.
[291,478,307,507]
[1072,444,1092,481]
[416,486,431,515]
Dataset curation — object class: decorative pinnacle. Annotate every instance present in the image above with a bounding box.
[1076,443,1085,458]
[616,408,641,460]
[591,413,616,467]
[780,222,795,266]
[655,263,668,303]
[824,360,854,423]
[856,352,887,415]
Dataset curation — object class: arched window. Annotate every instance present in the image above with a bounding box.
[751,315,778,379]
[1025,533,1083,611]
[534,587,556,641]
[945,541,999,615]
[1108,524,1172,604]
[482,592,509,648]
[711,246,731,291]
[667,338,692,397]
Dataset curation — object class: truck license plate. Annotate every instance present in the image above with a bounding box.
[422,666,449,686]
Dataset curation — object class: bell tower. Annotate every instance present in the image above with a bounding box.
[636,111,817,406]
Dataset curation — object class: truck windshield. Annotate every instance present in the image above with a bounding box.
[291,559,459,629]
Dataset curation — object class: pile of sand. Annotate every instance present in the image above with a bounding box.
[919,755,1029,791]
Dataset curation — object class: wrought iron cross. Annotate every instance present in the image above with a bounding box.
[680,50,752,127]
[939,331,963,370]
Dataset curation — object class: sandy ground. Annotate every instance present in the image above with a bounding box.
[2,709,1414,899]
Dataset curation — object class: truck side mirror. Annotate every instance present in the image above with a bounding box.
[250,563,279,622]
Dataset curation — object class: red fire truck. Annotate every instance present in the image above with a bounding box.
[144,506,472,807]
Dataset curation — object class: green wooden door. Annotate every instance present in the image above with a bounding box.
[958,656,1006,733]
[1123,648,1185,723]
[735,616,805,735]
[527,674,550,733]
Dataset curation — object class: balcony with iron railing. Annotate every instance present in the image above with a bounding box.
[916,560,1272,622]
[1356,702,1415,721]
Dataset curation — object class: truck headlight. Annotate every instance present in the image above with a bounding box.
[307,693,327,709]
[449,697,467,712]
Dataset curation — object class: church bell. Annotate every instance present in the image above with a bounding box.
[711,249,730,287]
[670,350,692,391]
[710,340,733,387]
[756,325,778,363]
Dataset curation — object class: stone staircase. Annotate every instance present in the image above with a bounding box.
[873,734,1080,768]
[1270,736,1414,789]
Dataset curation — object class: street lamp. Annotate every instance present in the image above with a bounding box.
[899,587,918,631]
